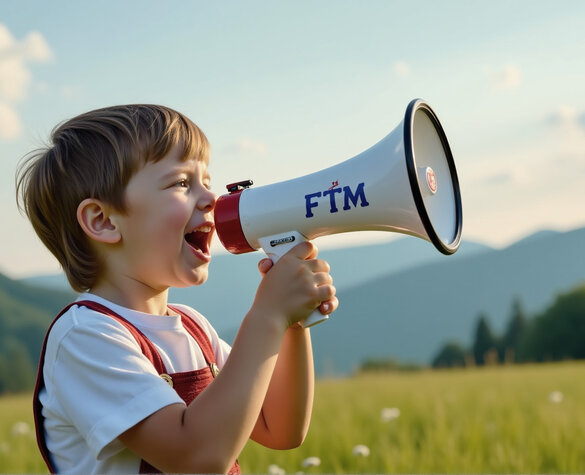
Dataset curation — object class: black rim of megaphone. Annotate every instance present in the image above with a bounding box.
[403,99,463,255]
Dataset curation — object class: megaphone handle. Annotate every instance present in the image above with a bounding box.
[258,232,330,329]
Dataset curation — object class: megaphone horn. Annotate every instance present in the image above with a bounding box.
[215,98,463,327]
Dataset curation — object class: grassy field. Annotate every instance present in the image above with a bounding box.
[1,361,584,473]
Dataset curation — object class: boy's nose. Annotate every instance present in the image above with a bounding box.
[198,189,217,213]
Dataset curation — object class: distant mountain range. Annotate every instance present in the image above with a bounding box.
[14,226,585,375]
[310,226,585,374]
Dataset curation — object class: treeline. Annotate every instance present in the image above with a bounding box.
[432,283,585,368]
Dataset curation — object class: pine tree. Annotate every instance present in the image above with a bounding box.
[472,314,497,366]
[501,298,527,363]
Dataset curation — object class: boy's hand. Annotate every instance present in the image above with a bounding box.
[255,242,338,328]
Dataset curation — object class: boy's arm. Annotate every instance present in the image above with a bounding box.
[249,255,337,449]
[118,242,335,474]
[250,323,314,449]
[120,309,286,473]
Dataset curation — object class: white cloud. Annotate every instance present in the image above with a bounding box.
[225,138,267,155]
[59,85,83,101]
[545,105,578,126]
[486,64,522,90]
[21,31,53,61]
[0,24,52,62]
[0,56,31,100]
[480,170,515,187]
[0,23,53,140]
[0,102,22,139]
[393,60,411,78]
[545,105,585,134]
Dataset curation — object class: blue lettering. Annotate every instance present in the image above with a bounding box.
[305,183,369,218]
[305,191,322,218]
[322,188,342,213]
[343,182,369,210]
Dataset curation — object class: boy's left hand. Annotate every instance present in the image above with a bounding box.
[257,257,338,317]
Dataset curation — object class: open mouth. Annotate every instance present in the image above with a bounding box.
[184,224,213,256]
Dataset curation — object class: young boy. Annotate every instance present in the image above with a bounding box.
[16,104,337,474]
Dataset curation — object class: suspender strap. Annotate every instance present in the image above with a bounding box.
[34,300,218,473]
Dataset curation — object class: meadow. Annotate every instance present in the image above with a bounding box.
[1,361,584,473]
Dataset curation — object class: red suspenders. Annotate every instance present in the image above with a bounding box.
[33,300,240,474]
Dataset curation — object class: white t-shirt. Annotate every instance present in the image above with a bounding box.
[38,293,232,474]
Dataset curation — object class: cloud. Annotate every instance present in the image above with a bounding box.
[545,105,578,126]
[0,23,53,140]
[545,105,585,134]
[486,64,522,90]
[392,60,411,78]
[0,24,52,61]
[480,170,515,186]
[59,85,83,101]
[0,102,22,139]
[0,56,31,100]
[224,138,267,155]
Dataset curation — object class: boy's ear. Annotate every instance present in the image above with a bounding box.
[77,198,122,244]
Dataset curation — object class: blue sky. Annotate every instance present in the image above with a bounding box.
[1,1,584,278]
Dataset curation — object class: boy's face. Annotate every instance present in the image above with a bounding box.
[113,145,216,291]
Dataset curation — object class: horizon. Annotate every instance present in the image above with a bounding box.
[8,223,583,281]
[1,1,584,278]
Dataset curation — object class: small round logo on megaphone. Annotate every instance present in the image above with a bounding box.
[426,167,438,194]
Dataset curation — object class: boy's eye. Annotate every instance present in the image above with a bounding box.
[176,179,189,188]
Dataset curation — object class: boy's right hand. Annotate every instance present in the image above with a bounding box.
[252,241,337,329]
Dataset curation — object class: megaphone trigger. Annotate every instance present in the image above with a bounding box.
[257,231,330,328]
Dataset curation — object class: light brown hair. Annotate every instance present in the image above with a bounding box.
[16,104,209,292]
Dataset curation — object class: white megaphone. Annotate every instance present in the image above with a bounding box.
[215,99,462,327]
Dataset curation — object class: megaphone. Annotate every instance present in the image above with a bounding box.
[215,98,462,327]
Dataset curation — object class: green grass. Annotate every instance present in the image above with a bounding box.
[240,361,585,474]
[0,393,46,474]
[1,361,584,473]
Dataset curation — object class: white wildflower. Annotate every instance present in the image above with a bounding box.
[352,444,370,457]
[11,421,31,436]
[549,390,563,403]
[301,456,321,468]
[381,407,401,422]
[268,463,285,475]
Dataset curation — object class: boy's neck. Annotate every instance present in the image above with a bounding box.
[89,280,171,316]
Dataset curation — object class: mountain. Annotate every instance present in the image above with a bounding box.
[12,227,585,376]
[0,272,76,319]
[168,236,491,334]
[310,227,585,374]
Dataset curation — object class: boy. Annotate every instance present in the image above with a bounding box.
[16,104,337,474]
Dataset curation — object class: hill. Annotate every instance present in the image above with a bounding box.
[167,236,491,334]
[310,227,585,374]
[9,226,585,377]
[0,274,76,392]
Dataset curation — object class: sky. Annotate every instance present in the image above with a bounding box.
[1,0,584,278]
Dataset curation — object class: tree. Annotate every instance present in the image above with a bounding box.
[432,342,467,368]
[521,285,585,361]
[500,298,528,363]
[472,313,497,365]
